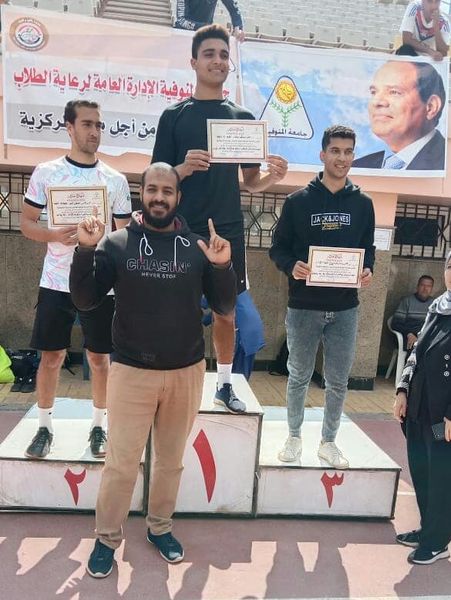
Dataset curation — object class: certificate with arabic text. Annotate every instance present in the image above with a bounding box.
[207,119,267,163]
[48,186,108,227]
[306,246,365,288]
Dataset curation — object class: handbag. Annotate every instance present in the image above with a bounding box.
[431,421,446,442]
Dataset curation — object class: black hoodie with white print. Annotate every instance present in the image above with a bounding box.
[270,174,375,312]
[70,212,236,370]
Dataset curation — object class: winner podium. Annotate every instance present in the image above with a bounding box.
[0,374,400,518]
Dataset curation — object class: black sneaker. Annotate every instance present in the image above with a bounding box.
[24,427,53,459]
[408,546,450,565]
[214,383,246,414]
[86,539,115,578]
[396,529,421,548]
[89,426,107,458]
[21,374,36,393]
[11,377,24,392]
[147,530,184,563]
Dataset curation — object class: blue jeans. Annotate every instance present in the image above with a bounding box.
[285,307,358,442]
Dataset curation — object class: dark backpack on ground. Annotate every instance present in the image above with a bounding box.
[7,349,40,393]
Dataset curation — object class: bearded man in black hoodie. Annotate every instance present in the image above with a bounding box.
[70,162,236,577]
[270,125,375,470]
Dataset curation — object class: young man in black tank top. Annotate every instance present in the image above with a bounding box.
[152,24,287,413]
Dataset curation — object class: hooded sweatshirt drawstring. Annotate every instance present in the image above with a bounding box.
[139,233,153,264]
[133,212,192,268]
[174,235,190,267]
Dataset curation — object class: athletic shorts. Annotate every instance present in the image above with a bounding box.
[229,234,248,295]
[30,287,114,353]
[195,229,248,295]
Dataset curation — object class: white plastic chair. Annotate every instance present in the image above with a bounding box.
[385,316,408,386]
[365,31,394,51]
[313,25,339,46]
[37,0,64,10]
[339,29,366,48]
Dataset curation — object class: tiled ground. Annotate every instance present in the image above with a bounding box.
[0,366,396,414]
[1,370,450,600]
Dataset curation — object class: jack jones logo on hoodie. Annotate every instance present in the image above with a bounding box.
[311,212,351,231]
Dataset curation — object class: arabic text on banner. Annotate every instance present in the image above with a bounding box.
[1,6,238,156]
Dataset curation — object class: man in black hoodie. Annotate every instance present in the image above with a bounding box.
[270,125,375,469]
[70,162,236,577]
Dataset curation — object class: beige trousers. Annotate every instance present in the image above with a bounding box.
[95,359,205,549]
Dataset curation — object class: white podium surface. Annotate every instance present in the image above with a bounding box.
[0,375,264,515]
[257,407,400,518]
[175,373,263,514]
[0,398,144,511]
[0,384,400,518]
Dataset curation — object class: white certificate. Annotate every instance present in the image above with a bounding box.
[48,186,108,227]
[306,246,365,288]
[207,119,267,163]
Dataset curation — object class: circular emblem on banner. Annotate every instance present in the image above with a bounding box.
[10,18,48,52]
[275,80,297,105]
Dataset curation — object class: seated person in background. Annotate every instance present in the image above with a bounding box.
[392,275,435,350]
[174,0,245,41]
[397,0,450,60]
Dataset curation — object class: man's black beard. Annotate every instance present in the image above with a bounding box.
[141,204,177,229]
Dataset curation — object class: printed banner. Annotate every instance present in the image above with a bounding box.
[2,6,448,176]
[1,6,238,155]
[240,42,449,177]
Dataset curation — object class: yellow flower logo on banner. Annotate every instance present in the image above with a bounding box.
[275,80,298,105]
[260,75,313,139]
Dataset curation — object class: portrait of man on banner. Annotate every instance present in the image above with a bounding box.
[352,59,446,171]
[239,42,448,177]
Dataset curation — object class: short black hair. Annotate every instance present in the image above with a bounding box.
[192,24,229,59]
[395,44,418,57]
[417,274,434,285]
[141,163,181,193]
[64,100,100,124]
[413,62,446,126]
[321,125,356,151]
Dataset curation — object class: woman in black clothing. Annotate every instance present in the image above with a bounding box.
[394,252,451,566]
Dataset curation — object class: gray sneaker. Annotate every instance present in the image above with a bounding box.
[25,427,53,459]
[214,384,246,414]
[278,435,302,462]
[318,441,349,469]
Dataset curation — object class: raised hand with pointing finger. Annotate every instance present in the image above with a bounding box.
[78,205,106,247]
[197,218,231,267]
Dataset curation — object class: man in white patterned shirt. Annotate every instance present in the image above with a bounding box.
[20,100,132,460]
[398,0,450,60]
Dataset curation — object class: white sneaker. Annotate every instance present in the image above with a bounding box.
[318,441,349,469]
[278,435,302,462]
